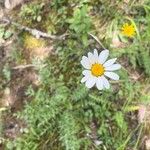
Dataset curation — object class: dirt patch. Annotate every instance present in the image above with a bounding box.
[3,115,26,140]
[0,67,38,148]
[2,68,38,111]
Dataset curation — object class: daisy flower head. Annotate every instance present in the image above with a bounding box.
[81,49,121,90]
[121,23,136,37]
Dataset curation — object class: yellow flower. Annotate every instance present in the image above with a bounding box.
[121,23,136,37]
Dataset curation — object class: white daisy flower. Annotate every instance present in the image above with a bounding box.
[81,49,121,90]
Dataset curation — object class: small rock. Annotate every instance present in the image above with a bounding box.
[145,139,150,150]
[94,140,103,146]
[5,0,24,10]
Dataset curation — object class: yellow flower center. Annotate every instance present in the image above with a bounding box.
[121,23,135,37]
[91,63,105,77]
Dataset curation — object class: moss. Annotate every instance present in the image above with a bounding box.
[23,33,46,49]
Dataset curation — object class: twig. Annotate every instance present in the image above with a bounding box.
[12,64,47,70]
[0,18,68,40]
[110,80,125,83]
[12,64,35,70]
[88,33,106,49]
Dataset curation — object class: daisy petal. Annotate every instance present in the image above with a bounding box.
[82,70,91,76]
[104,72,119,80]
[103,58,117,67]
[102,76,110,89]
[105,64,121,71]
[81,76,88,83]
[96,77,104,90]
[85,77,96,89]
[98,50,109,64]
[81,56,91,69]
[82,56,87,60]
[93,49,99,61]
[88,52,96,64]
[82,56,91,63]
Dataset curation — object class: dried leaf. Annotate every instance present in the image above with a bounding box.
[138,105,146,123]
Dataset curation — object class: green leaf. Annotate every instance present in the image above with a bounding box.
[82,34,88,46]
[4,30,13,39]
[114,112,126,130]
